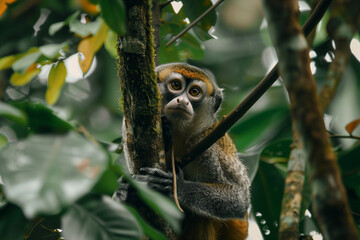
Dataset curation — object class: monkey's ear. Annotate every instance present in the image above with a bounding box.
[213,89,224,113]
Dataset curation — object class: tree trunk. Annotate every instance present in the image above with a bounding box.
[117,0,176,238]
[262,0,358,239]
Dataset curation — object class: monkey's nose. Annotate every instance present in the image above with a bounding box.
[177,97,189,105]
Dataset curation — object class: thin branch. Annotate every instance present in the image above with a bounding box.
[329,134,360,140]
[165,0,225,47]
[160,0,173,10]
[179,0,333,168]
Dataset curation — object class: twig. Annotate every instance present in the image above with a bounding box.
[160,0,173,10]
[179,0,334,168]
[165,0,225,47]
[329,134,360,140]
[171,143,184,212]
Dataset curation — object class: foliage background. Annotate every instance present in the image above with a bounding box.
[0,0,359,239]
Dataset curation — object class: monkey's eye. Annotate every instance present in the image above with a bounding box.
[189,87,201,97]
[169,80,182,91]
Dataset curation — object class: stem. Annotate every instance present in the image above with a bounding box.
[165,0,225,47]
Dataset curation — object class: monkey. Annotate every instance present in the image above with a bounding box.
[115,63,251,240]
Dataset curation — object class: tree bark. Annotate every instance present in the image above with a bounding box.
[262,0,358,239]
[117,0,175,238]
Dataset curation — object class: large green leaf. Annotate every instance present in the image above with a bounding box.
[0,204,27,240]
[230,106,290,152]
[10,101,74,133]
[252,161,285,240]
[114,162,183,234]
[159,5,204,63]
[0,132,108,218]
[99,0,126,35]
[181,0,217,41]
[0,102,27,126]
[126,206,167,240]
[61,195,142,240]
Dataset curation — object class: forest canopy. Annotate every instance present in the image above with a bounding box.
[0,0,359,240]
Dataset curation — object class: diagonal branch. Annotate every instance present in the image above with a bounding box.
[165,0,225,47]
[179,0,334,168]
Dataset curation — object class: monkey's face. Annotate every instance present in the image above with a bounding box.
[156,63,223,131]
[161,73,207,124]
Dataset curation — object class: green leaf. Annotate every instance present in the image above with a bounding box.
[62,195,142,240]
[49,21,65,36]
[252,161,285,240]
[69,17,102,37]
[159,6,204,63]
[0,134,8,151]
[230,106,290,152]
[104,30,118,58]
[181,0,216,41]
[261,139,292,163]
[0,132,108,218]
[0,204,27,240]
[116,163,183,234]
[99,0,126,35]
[12,51,41,73]
[39,42,69,59]
[127,206,167,240]
[49,12,80,36]
[91,168,119,195]
[11,101,74,133]
[0,102,27,126]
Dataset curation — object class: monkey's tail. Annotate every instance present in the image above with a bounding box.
[171,143,184,212]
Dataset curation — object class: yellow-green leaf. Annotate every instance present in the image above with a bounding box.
[77,22,108,73]
[45,61,67,105]
[0,55,17,70]
[10,66,41,86]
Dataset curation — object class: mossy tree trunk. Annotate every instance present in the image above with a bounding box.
[262,0,358,239]
[117,0,175,238]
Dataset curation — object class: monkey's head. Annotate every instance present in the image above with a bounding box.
[156,63,223,133]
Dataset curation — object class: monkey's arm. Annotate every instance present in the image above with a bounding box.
[138,167,250,219]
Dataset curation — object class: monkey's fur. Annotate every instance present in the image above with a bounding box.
[115,63,250,240]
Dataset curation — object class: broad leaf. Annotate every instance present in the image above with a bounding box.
[252,161,285,240]
[116,163,183,234]
[0,102,27,126]
[99,0,126,35]
[181,0,216,41]
[46,61,67,105]
[231,106,290,152]
[69,17,102,37]
[127,206,167,240]
[10,101,74,133]
[39,42,69,59]
[0,204,27,240]
[0,132,108,218]
[12,51,41,74]
[62,195,142,240]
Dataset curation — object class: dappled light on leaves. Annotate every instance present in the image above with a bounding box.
[10,63,40,86]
